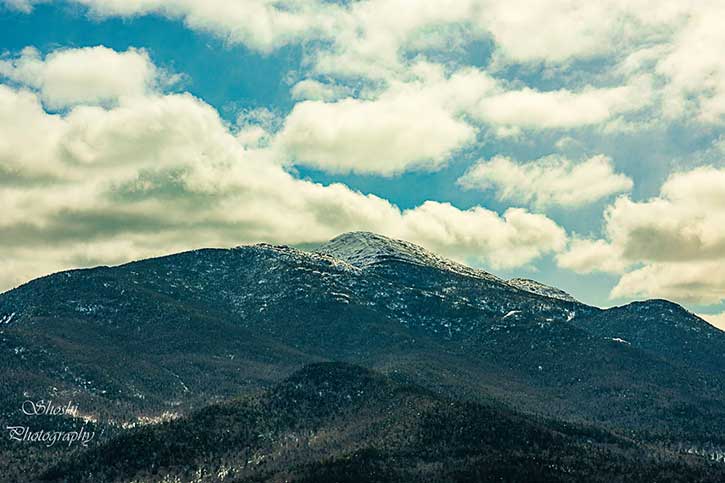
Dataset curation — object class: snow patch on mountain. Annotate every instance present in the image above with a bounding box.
[0,312,15,324]
[318,232,501,282]
[502,310,522,320]
[506,278,578,303]
[606,337,631,345]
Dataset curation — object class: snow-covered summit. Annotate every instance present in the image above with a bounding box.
[319,233,583,303]
[317,232,501,282]
[507,278,578,303]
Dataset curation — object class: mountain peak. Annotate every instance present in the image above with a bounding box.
[318,232,501,281]
[318,232,411,267]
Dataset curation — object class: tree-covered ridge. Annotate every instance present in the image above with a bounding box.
[40,363,725,483]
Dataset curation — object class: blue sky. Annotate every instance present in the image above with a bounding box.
[1,1,724,326]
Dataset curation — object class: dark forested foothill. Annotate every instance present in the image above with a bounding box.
[39,363,725,483]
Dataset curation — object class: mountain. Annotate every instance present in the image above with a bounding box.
[0,233,592,416]
[1,232,725,480]
[575,300,725,378]
[39,363,725,483]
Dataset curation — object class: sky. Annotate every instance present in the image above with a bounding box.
[0,0,724,329]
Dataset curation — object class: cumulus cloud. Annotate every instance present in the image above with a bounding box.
[605,168,725,263]
[0,47,568,291]
[611,261,725,305]
[477,1,725,125]
[275,94,475,176]
[558,166,725,305]
[9,0,468,82]
[9,0,700,169]
[458,154,633,208]
[52,1,659,73]
[399,202,566,269]
[2,41,630,182]
[28,0,474,79]
[276,64,485,175]
[310,0,477,80]
[0,46,161,109]
[556,238,628,274]
[477,1,689,64]
[28,0,725,127]
[474,78,653,129]
[655,3,725,122]
[72,0,341,53]
[276,63,650,175]
[0,84,66,179]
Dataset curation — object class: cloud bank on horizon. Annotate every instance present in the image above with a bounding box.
[1,0,724,326]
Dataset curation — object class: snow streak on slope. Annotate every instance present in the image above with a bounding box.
[507,278,579,303]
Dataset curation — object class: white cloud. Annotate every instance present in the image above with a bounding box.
[311,0,477,80]
[0,46,159,109]
[22,0,468,83]
[458,154,633,208]
[655,3,725,122]
[8,46,648,182]
[605,168,725,263]
[557,166,725,305]
[55,1,674,79]
[611,261,725,305]
[556,238,627,274]
[399,202,566,269]
[0,84,66,178]
[473,78,653,129]
[275,77,477,175]
[42,2,658,72]
[52,0,475,80]
[476,1,725,125]
[73,0,341,53]
[0,48,568,292]
[276,63,651,175]
[290,79,350,102]
[33,0,725,127]
[477,1,689,65]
